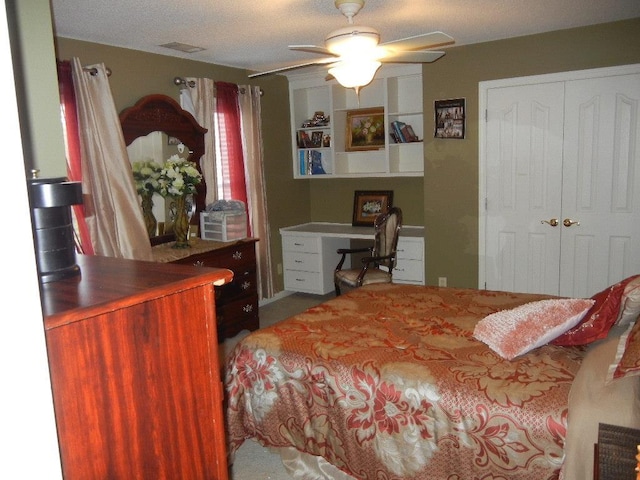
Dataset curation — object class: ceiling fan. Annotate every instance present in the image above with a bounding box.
[248,0,454,92]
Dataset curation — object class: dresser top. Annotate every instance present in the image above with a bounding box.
[151,237,258,263]
[42,254,233,328]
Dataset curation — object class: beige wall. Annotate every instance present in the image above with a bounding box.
[422,18,640,289]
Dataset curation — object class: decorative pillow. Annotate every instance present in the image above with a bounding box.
[552,275,640,346]
[607,318,640,382]
[616,276,640,326]
[473,298,595,360]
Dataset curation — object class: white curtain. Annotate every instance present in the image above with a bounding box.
[238,85,275,299]
[181,78,217,206]
[71,58,152,260]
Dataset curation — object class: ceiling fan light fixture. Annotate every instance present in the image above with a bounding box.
[328,59,381,89]
[325,26,380,56]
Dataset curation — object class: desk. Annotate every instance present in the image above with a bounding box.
[280,222,425,294]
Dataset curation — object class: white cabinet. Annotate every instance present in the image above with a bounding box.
[287,65,424,179]
[281,223,425,294]
[282,234,349,294]
[394,237,425,285]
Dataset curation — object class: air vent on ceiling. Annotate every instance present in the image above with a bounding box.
[159,42,205,53]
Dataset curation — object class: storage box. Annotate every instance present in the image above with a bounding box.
[200,211,247,242]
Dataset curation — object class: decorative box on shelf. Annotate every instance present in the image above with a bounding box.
[200,211,247,242]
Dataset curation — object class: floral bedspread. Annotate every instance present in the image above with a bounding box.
[225,284,586,480]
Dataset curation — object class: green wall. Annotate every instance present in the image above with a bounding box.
[54,38,302,293]
[422,18,640,289]
[16,4,640,295]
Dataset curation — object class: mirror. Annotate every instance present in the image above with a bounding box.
[120,94,207,245]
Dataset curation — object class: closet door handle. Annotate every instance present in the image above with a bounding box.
[541,218,558,227]
[563,218,580,227]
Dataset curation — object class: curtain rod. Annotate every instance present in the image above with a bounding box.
[83,66,111,77]
[173,76,264,96]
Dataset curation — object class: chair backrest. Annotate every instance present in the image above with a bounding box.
[373,207,402,270]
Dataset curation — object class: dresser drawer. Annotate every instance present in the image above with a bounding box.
[217,295,259,339]
[396,240,423,260]
[283,269,323,293]
[216,268,257,303]
[283,252,321,273]
[282,235,321,254]
[394,258,424,283]
[174,242,256,273]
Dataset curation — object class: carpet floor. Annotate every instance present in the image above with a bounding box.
[222,291,334,479]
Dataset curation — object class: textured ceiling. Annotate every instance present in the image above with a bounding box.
[50,0,640,75]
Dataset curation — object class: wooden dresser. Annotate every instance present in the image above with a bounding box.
[42,254,232,480]
[152,238,259,340]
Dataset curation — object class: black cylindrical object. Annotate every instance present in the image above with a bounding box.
[28,176,83,283]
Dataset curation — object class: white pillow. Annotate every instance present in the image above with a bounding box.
[473,298,595,360]
[616,276,640,326]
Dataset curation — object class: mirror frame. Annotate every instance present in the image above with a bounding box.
[120,94,208,245]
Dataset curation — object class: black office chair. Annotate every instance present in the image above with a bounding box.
[334,207,403,296]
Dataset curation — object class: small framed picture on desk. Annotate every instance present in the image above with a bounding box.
[352,190,393,227]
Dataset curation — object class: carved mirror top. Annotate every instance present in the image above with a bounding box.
[119,94,207,164]
[120,94,208,245]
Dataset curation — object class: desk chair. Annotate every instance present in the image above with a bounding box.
[334,207,402,296]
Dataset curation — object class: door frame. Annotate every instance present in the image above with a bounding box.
[478,63,640,289]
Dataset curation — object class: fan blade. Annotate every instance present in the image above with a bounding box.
[380,31,454,51]
[248,57,337,78]
[379,50,445,64]
[289,45,337,57]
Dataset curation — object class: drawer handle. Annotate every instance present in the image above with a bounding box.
[233,251,243,260]
[193,260,205,267]
[295,278,305,282]
[241,280,251,290]
[242,304,253,313]
[294,260,303,263]
[294,242,303,246]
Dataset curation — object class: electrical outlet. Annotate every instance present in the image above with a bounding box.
[277,263,283,275]
[438,277,447,287]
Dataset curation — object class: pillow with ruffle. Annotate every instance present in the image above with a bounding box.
[552,275,640,346]
[615,276,640,327]
[607,317,640,382]
[474,298,595,360]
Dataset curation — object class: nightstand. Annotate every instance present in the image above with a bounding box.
[594,423,640,480]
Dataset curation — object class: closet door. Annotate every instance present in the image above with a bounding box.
[484,69,640,298]
[485,82,565,295]
[560,73,640,297]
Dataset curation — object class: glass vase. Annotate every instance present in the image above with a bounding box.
[172,194,190,249]
[140,192,157,238]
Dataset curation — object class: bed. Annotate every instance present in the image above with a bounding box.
[225,281,640,480]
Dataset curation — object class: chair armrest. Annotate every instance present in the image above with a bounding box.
[335,246,374,272]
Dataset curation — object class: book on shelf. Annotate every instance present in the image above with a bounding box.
[299,149,329,175]
[391,121,406,142]
[401,124,419,142]
[390,120,420,143]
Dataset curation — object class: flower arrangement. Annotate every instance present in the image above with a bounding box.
[157,154,202,197]
[131,160,162,196]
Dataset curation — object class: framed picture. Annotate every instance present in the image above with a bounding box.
[352,190,393,227]
[434,98,465,139]
[311,131,323,147]
[345,107,385,151]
